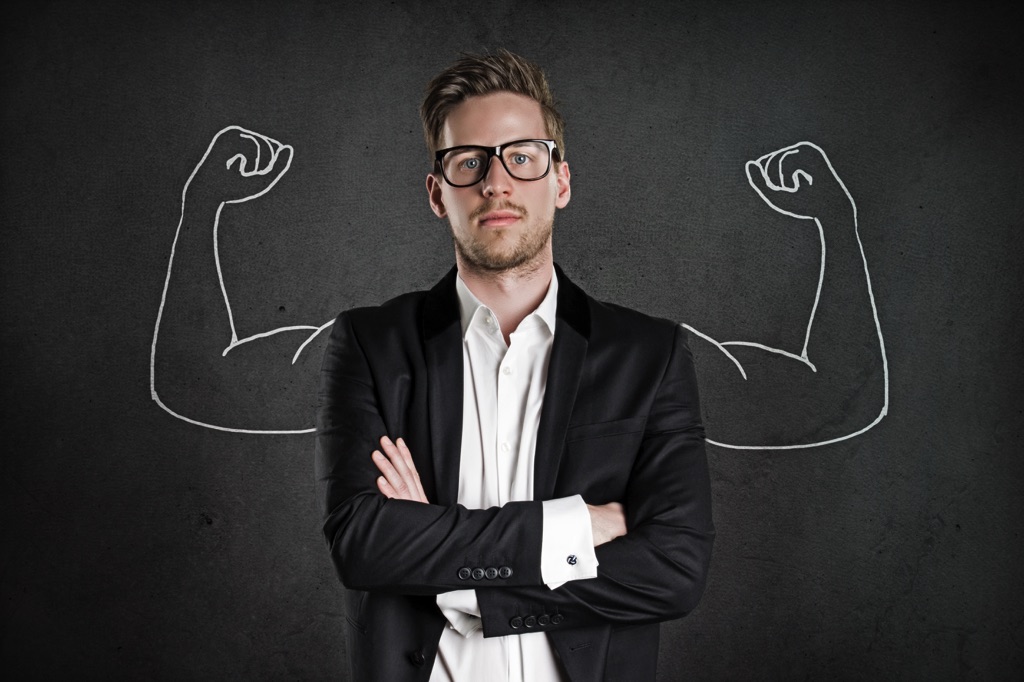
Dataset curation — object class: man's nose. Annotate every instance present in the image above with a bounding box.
[481,156,513,197]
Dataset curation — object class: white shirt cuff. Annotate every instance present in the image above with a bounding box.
[436,590,482,637]
[541,494,599,589]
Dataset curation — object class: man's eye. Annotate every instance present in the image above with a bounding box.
[510,154,530,165]
[461,158,481,170]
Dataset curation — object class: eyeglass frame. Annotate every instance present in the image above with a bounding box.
[432,139,561,188]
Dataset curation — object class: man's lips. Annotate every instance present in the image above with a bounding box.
[477,210,522,228]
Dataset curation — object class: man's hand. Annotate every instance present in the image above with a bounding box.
[587,502,627,546]
[372,436,428,503]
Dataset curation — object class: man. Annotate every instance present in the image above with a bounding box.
[315,51,714,681]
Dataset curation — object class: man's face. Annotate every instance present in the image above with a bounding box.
[426,91,571,273]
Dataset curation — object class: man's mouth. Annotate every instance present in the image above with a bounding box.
[477,210,522,228]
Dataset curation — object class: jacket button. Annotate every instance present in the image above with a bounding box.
[551,613,564,625]
[510,616,523,629]
[409,650,425,667]
[524,615,537,628]
[471,568,485,580]
[498,566,513,579]
[484,567,498,579]
[538,614,551,626]
[458,567,471,580]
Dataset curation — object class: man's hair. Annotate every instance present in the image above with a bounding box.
[420,49,565,161]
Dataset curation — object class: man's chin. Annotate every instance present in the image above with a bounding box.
[457,243,536,274]
[452,223,552,274]
[467,253,529,273]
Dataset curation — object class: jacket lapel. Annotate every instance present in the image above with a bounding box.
[533,264,591,500]
[422,266,463,507]
[421,264,592,505]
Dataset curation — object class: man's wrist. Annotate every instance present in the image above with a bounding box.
[540,495,598,588]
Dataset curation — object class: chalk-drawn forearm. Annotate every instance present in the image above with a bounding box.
[688,142,888,449]
[150,126,326,434]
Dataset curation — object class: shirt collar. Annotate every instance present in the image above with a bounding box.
[455,266,559,339]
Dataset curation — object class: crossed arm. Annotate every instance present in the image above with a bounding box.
[371,435,627,547]
[371,435,628,636]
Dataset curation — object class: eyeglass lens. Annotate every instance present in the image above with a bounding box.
[441,141,551,186]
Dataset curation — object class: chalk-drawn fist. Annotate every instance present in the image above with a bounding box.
[745,142,852,222]
[186,125,294,205]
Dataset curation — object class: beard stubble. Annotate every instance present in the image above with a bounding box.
[452,201,553,274]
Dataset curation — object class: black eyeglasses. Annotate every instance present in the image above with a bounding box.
[434,139,559,187]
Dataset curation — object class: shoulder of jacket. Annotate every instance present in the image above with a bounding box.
[587,297,680,338]
[336,290,428,328]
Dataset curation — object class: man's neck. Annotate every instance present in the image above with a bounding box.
[456,252,554,345]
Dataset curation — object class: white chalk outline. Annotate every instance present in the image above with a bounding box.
[152,133,887,448]
[150,125,327,434]
[687,141,889,449]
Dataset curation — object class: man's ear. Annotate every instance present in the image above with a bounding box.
[426,173,447,218]
[554,161,571,209]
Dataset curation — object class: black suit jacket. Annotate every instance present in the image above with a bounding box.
[315,264,714,681]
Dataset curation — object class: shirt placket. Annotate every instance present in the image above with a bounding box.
[476,313,504,509]
[494,333,521,507]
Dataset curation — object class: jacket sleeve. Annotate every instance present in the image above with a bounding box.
[475,325,716,636]
[315,310,546,595]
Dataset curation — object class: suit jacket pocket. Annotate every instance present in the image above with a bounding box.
[565,416,646,443]
[561,417,646,501]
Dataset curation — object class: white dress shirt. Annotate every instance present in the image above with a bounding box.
[429,268,598,682]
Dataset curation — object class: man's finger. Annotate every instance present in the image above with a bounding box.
[372,450,409,497]
[374,437,427,503]
[395,438,427,500]
[377,475,397,498]
[380,436,415,484]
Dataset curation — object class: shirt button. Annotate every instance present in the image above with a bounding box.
[485,567,498,580]
[501,442,510,453]
[485,315,494,326]
[471,568,485,580]
[502,366,512,375]
[457,567,471,580]
[498,566,513,579]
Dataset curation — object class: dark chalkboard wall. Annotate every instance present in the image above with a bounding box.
[3,1,1021,678]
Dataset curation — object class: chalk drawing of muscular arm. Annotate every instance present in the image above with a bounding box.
[152,129,887,446]
[151,126,331,434]
[686,142,888,449]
